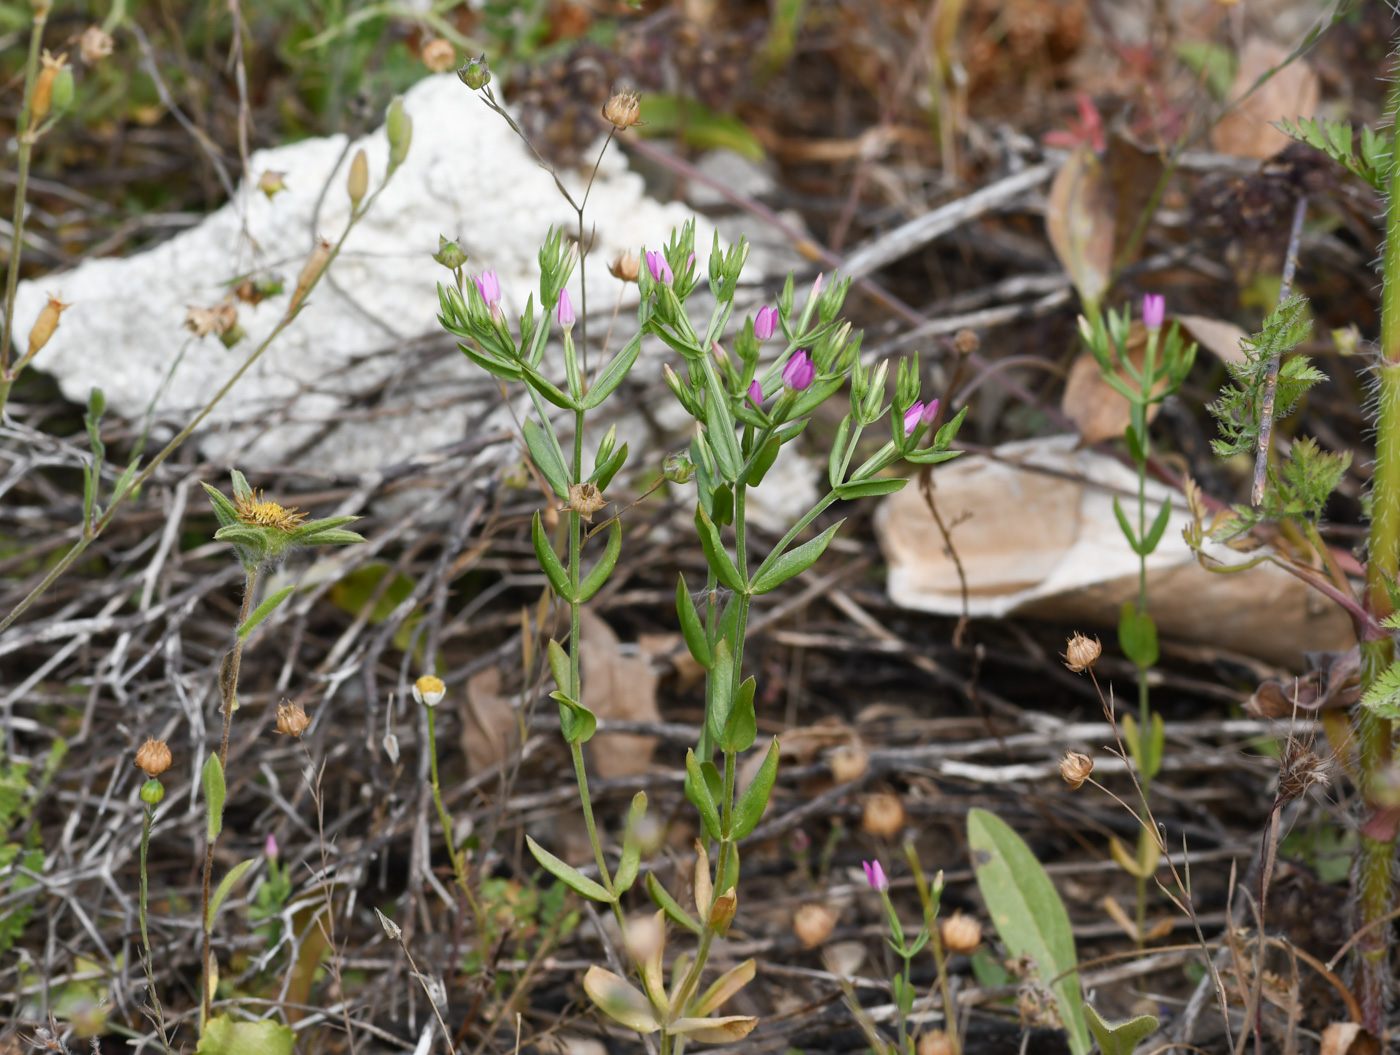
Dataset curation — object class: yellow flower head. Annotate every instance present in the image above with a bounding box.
[234,489,307,532]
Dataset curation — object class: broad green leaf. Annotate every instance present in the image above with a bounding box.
[718,676,757,754]
[647,871,702,935]
[206,858,257,928]
[731,737,779,839]
[685,749,723,841]
[583,966,659,1033]
[237,585,295,641]
[743,434,783,488]
[706,639,735,739]
[532,512,573,600]
[676,575,712,669]
[615,792,647,893]
[526,835,616,903]
[834,478,907,500]
[579,520,622,602]
[202,755,225,842]
[750,520,844,594]
[197,1016,296,1055]
[524,418,570,499]
[1118,603,1159,669]
[968,808,1089,1055]
[1084,1002,1159,1055]
[550,690,597,744]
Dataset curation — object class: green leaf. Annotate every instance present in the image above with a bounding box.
[676,575,712,669]
[550,690,597,744]
[206,858,257,929]
[647,871,702,935]
[579,520,622,602]
[1140,500,1172,556]
[197,1016,296,1055]
[296,529,365,547]
[592,442,628,492]
[706,639,736,739]
[548,639,572,695]
[532,512,574,601]
[968,809,1089,1055]
[237,585,295,641]
[1111,497,1139,553]
[743,434,783,488]
[524,418,570,499]
[834,478,906,500]
[685,749,723,841]
[718,676,757,754]
[583,335,642,409]
[1084,1002,1159,1055]
[695,505,745,593]
[520,361,578,410]
[526,835,616,903]
[1118,603,1159,669]
[750,520,844,595]
[731,737,779,839]
[1361,660,1400,719]
[701,360,743,482]
[202,755,225,842]
[615,792,648,893]
[903,447,964,466]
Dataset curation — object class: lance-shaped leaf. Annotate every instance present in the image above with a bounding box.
[583,334,642,409]
[550,690,597,744]
[524,418,570,499]
[717,676,757,754]
[834,478,906,500]
[579,520,622,602]
[295,528,365,547]
[676,575,712,669]
[904,447,964,466]
[526,835,615,903]
[532,512,573,600]
[731,736,779,839]
[615,792,648,893]
[705,639,735,740]
[202,755,225,842]
[237,585,295,641]
[647,871,702,935]
[287,515,360,542]
[206,858,257,928]
[592,442,628,491]
[583,966,659,1033]
[685,749,723,841]
[694,958,756,1016]
[695,505,745,593]
[203,482,241,528]
[750,520,844,595]
[700,358,742,482]
[667,1016,759,1044]
[520,361,578,410]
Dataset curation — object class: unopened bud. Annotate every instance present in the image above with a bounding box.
[375,907,403,942]
[257,170,288,199]
[420,37,455,73]
[602,89,642,130]
[413,674,446,707]
[276,701,312,737]
[1062,632,1101,673]
[26,294,70,360]
[50,66,74,115]
[457,54,490,91]
[288,239,332,316]
[30,51,69,123]
[140,779,165,805]
[386,96,411,170]
[940,911,982,954]
[134,737,172,777]
[434,235,467,270]
[79,25,114,65]
[663,452,696,484]
[1060,751,1094,790]
[609,250,640,283]
[347,149,368,208]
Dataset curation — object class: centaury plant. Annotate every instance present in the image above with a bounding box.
[437,82,964,1054]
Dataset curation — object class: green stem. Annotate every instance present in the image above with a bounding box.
[426,704,466,888]
[139,802,173,1053]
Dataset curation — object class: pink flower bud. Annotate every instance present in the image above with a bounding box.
[811,273,824,301]
[754,305,778,342]
[645,250,673,285]
[903,401,925,434]
[782,350,815,392]
[556,288,575,329]
[921,398,940,426]
[862,859,888,892]
[265,833,279,860]
[748,380,763,407]
[1142,293,1165,331]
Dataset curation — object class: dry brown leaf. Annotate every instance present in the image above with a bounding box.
[461,665,518,775]
[778,716,854,765]
[1177,314,1249,365]
[580,608,659,778]
[1061,321,1164,446]
[1211,38,1320,160]
[1320,1023,1380,1055]
[1046,141,1116,312]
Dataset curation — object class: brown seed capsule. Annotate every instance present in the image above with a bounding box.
[861,792,906,839]
[953,328,980,357]
[829,745,869,784]
[1062,632,1101,673]
[917,1030,956,1055]
[792,902,837,948]
[609,250,640,283]
[1060,751,1094,790]
[26,294,70,360]
[79,25,113,64]
[566,481,608,523]
[602,89,642,130]
[940,910,982,954]
[30,50,68,123]
[413,674,446,707]
[288,239,332,316]
[276,701,312,738]
[134,737,172,777]
[420,37,455,73]
[257,170,288,199]
[347,149,369,208]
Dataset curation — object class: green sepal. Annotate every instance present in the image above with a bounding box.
[676,575,713,669]
[647,872,702,935]
[684,749,723,841]
[731,736,779,839]
[526,835,616,903]
[532,512,574,601]
[580,520,622,602]
[750,520,844,595]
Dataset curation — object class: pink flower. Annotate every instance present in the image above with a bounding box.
[862,859,888,892]
[1142,293,1165,331]
[782,350,815,392]
[903,401,925,434]
[265,833,279,860]
[921,398,940,426]
[557,288,575,329]
[474,269,501,309]
[748,380,764,407]
[646,250,673,285]
[754,306,778,342]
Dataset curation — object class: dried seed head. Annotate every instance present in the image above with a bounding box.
[26,294,70,359]
[257,170,288,199]
[1277,738,1330,805]
[953,329,980,357]
[288,239,333,316]
[1060,751,1094,790]
[234,489,307,532]
[861,792,905,839]
[792,902,837,948]
[1062,632,1101,673]
[940,911,982,954]
[382,730,401,764]
[31,50,69,122]
[134,737,172,777]
[420,37,455,73]
[375,907,402,942]
[79,25,113,64]
[829,745,869,784]
[602,89,642,130]
[276,701,312,738]
[566,481,608,522]
[918,1030,956,1055]
[609,250,641,283]
[413,675,446,707]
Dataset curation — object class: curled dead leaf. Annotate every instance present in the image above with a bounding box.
[1046,141,1115,313]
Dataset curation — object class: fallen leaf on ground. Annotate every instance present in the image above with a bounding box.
[581,608,659,778]
[461,666,518,775]
[1177,314,1249,365]
[1211,38,1319,160]
[1060,321,1163,446]
[1046,141,1116,312]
